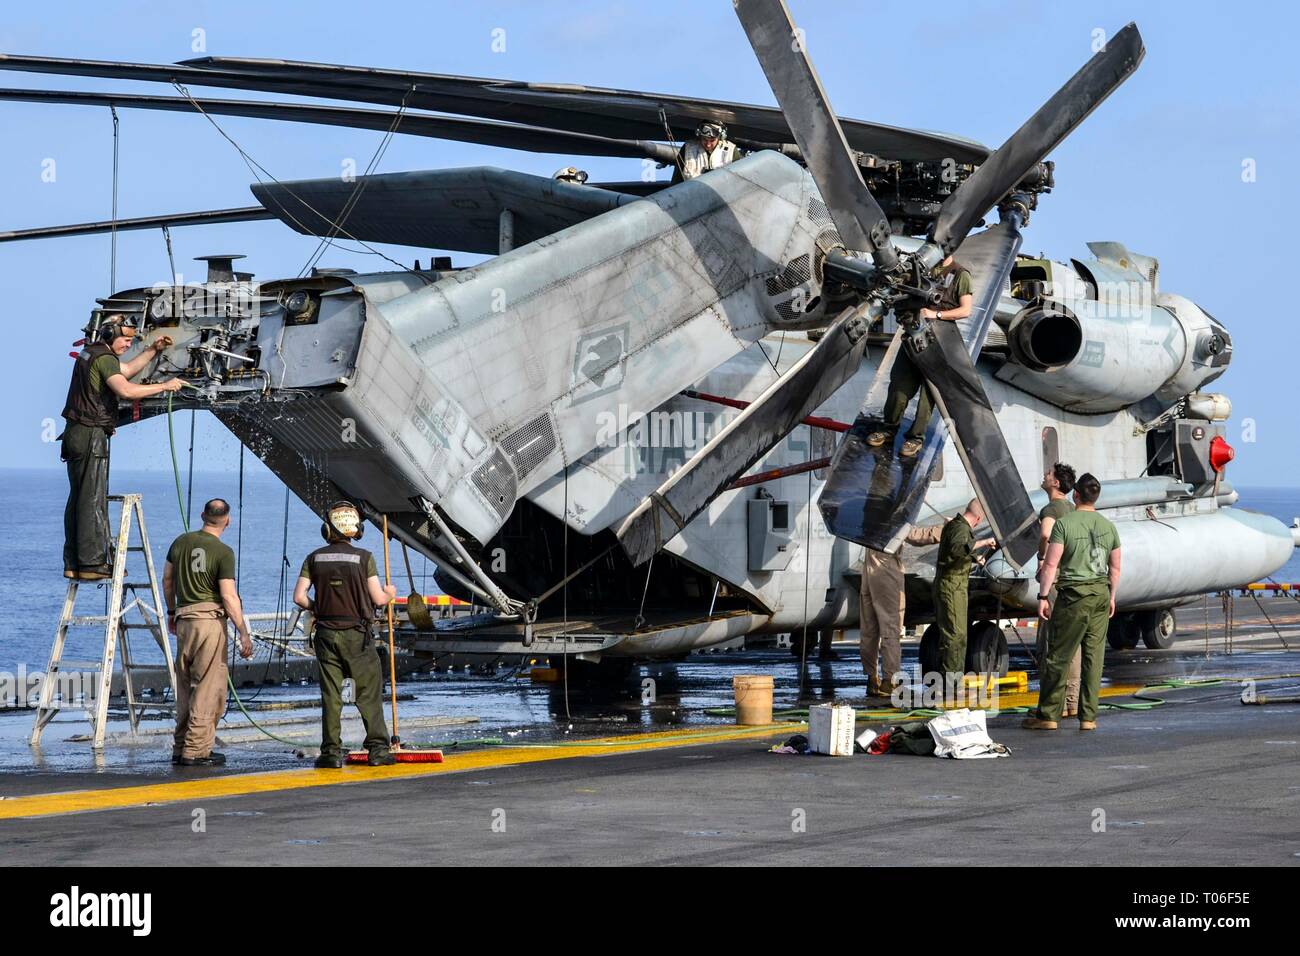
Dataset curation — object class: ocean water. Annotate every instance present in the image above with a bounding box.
[0,468,1296,669]
[1,467,439,670]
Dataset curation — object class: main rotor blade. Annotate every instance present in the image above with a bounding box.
[187,55,990,164]
[0,53,990,164]
[616,304,873,566]
[820,219,1024,554]
[733,0,896,268]
[0,88,679,162]
[900,216,1037,565]
[931,22,1144,255]
[0,206,273,243]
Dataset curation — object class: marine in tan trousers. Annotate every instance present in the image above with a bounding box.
[163,499,253,766]
[859,524,944,696]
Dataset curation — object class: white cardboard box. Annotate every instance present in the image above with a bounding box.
[809,703,856,756]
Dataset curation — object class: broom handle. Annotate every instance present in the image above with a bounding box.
[382,516,399,744]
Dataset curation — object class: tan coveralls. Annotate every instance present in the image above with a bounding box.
[859,524,944,688]
[172,602,228,760]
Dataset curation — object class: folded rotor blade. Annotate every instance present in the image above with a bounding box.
[616,304,874,566]
[931,23,1144,254]
[733,0,896,268]
[186,55,990,164]
[0,206,273,243]
[820,219,1026,557]
[905,217,1037,566]
[0,53,990,164]
[0,88,679,162]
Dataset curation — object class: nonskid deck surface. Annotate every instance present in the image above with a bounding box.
[0,598,1296,864]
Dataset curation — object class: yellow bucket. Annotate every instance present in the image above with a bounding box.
[733,674,774,725]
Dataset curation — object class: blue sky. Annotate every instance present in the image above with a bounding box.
[1,0,1296,485]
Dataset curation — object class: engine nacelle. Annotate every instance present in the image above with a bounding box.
[996,286,1231,413]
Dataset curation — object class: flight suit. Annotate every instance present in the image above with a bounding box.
[60,342,120,576]
[859,524,943,691]
[880,262,973,441]
[1035,510,1121,722]
[933,515,975,678]
[300,542,391,760]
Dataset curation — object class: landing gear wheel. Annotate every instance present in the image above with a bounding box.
[552,657,635,685]
[1137,607,1177,650]
[1106,614,1141,650]
[919,626,941,677]
[965,620,1009,676]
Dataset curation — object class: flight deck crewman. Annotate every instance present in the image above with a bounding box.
[1036,462,1081,717]
[673,121,744,182]
[866,256,973,458]
[1024,473,1122,731]
[932,499,996,688]
[294,501,397,768]
[163,498,254,768]
[859,524,943,698]
[60,315,181,579]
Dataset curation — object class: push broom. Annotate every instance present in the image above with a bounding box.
[346,515,443,764]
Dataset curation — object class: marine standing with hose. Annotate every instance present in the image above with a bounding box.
[163,498,254,767]
[293,502,397,768]
[933,498,996,695]
[59,314,181,579]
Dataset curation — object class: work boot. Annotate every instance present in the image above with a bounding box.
[78,566,112,581]
[900,437,924,458]
[1079,720,1097,731]
[866,677,887,699]
[1062,705,1078,718]
[178,752,227,767]
[368,750,397,767]
[866,430,892,447]
[314,754,344,769]
[1021,716,1058,730]
[63,569,77,580]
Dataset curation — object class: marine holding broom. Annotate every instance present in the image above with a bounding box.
[293,501,398,768]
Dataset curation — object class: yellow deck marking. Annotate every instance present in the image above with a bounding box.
[0,684,1146,821]
[0,724,794,820]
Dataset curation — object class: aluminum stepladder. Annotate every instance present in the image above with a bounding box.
[31,494,178,749]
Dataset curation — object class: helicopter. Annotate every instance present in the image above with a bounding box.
[2,0,1294,677]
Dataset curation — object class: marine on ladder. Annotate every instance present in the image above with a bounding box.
[59,315,182,580]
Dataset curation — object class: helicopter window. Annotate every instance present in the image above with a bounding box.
[1042,426,1060,473]
[1010,264,1049,282]
[770,502,790,531]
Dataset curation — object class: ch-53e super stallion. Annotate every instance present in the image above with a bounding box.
[4,0,1294,678]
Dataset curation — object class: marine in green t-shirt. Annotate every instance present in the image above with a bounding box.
[868,255,976,458]
[1048,510,1121,586]
[166,529,237,608]
[932,499,997,680]
[88,351,122,403]
[1039,497,1073,523]
[1027,472,1123,729]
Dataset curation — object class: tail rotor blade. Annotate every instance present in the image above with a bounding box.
[932,22,1144,254]
[734,0,896,269]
